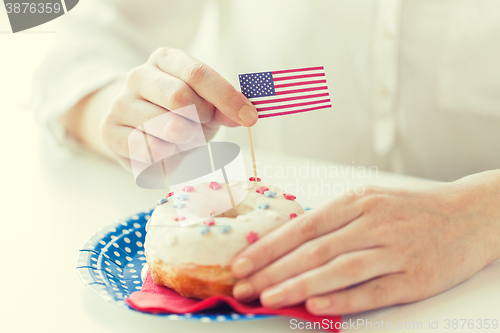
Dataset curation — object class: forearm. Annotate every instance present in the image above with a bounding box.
[452,169,500,264]
[61,80,125,160]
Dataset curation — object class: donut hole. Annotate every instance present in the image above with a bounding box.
[214,201,254,219]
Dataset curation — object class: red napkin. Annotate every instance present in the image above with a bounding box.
[126,272,341,332]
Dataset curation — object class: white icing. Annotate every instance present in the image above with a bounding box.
[145,181,303,266]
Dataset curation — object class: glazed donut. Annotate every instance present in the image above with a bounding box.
[144,179,303,299]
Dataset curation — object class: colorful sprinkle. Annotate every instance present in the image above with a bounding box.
[249,177,262,182]
[283,193,297,201]
[256,186,269,194]
[290,213,298,219]
[221,225,231,233]
[246,231,259,244]
[200,226,210,234]
[174,215,185,221]
[177,193,189,201]
[209,181,222,190]
[173,202,186,209]
[156,197,168,206]
[167,192,174,197]
[258,202,270,210]
[182,186,195,192]
[203,219,215,226]
[264,190,276,198]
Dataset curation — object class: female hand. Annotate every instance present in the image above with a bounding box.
[100,47,258,168]
[231,171,500,315]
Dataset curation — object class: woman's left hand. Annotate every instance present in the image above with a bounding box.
[230,171,500,315]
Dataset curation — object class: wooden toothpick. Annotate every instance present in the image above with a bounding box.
[247,127,258,179]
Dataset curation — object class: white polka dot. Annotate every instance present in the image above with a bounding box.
[168,315,181,320]
[129,269,137,273]
[122,285,128,289]
[123,230,130,234]
[184,313,192,318]
[110,227,117,232]
[113,287,119,291]
[124,247,131,253]
[133,223,141,228]
[139,257,146,261]
[145,215,151,220]
[131,275,138,278]
[121,221,128,226]
[116,266,122,272]
[132,215,139,220]
[135,286,141,290]
[104,261,110,266]
[114,251,120,257]
[231,313,240,319]
[136,241,143,247]
[216,316,226,321]
[124,237,130,243]
[91,257,97,262]
[111,235,117,241]
[99,240,106,245]
[200,317,211,323]
[137,251,144,255]
[126,256,133,261]
[127,264,135,268]
[112,243,119,248]
[92,264,97,268]
[133,280,140,284]
[135,231,142,238]
[105,268,112,273]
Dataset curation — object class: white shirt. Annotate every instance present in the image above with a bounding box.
[32,0,500,181]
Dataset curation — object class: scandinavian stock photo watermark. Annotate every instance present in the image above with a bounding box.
[290,318,499,331]
[251,160,379,200]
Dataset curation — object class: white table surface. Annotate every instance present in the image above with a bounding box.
[2,111,500,333]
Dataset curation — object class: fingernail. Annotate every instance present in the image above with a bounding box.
[233,282,254,300]
[238,105,258,125]
[261,288,285,307]
[312,298,330,310]
[233,258,254,277]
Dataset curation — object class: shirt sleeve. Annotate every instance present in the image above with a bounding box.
[31,0,157,150]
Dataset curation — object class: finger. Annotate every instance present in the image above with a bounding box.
[259,248,399,309]
[233,218,377,301]
[232,194,364,278]
[111,97,199,144]
[151,47,258,126]
[213,108,240,127]
[101,124,176,163]
[127,65,216,124]
[305,273,409,315]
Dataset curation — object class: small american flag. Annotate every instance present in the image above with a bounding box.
[238,66,331,118]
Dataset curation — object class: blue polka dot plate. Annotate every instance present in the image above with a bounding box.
[76,208,273,322]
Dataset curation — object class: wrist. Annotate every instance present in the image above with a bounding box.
[451,170,500,264]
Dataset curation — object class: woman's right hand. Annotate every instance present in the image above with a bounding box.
[100,47,258,169]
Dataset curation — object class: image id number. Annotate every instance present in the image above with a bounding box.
[5,3,62,14]
[444,319,498,330]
